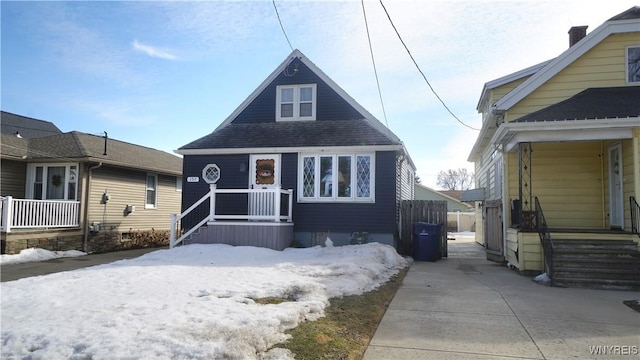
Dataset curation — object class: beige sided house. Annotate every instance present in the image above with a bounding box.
[466,7,640,289]
[1,111,182,254]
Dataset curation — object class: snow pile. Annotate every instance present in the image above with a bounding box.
[533,272,551,285]
[1,242,407,359]
[324,237,334,247]
[0,248,86,265]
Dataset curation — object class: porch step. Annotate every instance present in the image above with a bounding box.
[550,238,640,291]
[552,277,640,291]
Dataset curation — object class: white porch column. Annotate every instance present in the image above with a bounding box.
[169,213,177,248]
[209,184,217,222]
[2,196,13,233]
[274,185,281,222]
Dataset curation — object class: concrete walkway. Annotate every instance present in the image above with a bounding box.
[364,237,640,360]
[1,247,164,282]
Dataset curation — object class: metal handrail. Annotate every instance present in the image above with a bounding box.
[535,197,554,284]
[631,196,640,238]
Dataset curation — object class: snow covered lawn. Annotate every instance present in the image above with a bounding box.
[1,242,407,359]
[0,248,86,265]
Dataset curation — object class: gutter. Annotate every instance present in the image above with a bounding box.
[83,162,102,252]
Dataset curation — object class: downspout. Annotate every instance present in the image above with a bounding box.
[83,162,102,252]
[633,129,640,216]
[601,141,605,228]
[501,151,508,261]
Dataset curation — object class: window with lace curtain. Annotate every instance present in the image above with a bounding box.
[299,153,374,202]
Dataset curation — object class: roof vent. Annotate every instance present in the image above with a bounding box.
[568,26,588,47]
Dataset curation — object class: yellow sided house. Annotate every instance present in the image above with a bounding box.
[466,7,640,290]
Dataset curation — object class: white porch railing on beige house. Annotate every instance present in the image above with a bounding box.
[170,184,294,248]
[0,196,81,232]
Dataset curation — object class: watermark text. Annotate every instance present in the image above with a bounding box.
[589,345,638,356]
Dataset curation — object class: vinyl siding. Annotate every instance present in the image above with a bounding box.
[181,154,251,230]
[506,141,606,229]
[232,60,364,124]
[399,158,414,200]
[1,160,26,197]
[181,151,399,236]
[476,145,502,201]
[294,151,397,234]
[88,166,181,232]
[506,33,638,121]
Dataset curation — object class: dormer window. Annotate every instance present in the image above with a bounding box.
[276,84,316,121]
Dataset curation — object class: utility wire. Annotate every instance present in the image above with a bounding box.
[272,0,294,52]
[378,0,480,131]
[361,0,389,129]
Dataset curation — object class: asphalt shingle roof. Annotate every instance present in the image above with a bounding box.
[515,87,640,122]
[1,111,62,138]
[1,130,181,175]
[180,119,400,150]
[26,132,182,175]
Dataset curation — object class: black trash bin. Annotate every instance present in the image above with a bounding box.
[412,222,442,262]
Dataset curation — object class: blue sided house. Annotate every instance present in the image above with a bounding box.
[173,50,415,250]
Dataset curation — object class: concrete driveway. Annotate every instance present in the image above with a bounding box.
[364,237,640,360]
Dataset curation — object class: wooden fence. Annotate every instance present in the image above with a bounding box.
[399,200,448,258]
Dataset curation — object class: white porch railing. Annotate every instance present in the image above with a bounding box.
[170,184,293,248]
[1,196,81,233]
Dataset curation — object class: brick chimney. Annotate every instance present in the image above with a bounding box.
[568,26,588,47]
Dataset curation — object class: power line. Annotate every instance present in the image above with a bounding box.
[272,0,294,52]
[361,0,389,129]
[378,0,480,131]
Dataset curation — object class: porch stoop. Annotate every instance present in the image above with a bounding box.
[551,238,640,291]
[182,222,294,251]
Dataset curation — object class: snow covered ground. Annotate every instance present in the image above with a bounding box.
[1,242,407,359]
[0,248,86,265]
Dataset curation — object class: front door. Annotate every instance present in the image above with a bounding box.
[249,154,281,217]
[608,144,624,229]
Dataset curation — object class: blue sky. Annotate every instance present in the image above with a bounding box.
[2,1,636,188]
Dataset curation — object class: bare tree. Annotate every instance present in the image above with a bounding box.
[436,168,475,190]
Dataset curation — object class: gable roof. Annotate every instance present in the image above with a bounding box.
[494,6,640,112]
[30,132,182,175]
[178,49,405,154]
[1,111,62,138]
[476,60,553,111]
[515,87,640,122]
[214,49,400,141]
[1,128,182,175]
[468,6,640,161]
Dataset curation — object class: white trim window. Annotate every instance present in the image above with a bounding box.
[276,84,317,121]
[26,163,78,200]
[299,153,374,202]
[627,45,640,84]
[145,174,158,209]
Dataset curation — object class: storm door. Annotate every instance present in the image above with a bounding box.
[249,154,281,218]
[608,144,624,229]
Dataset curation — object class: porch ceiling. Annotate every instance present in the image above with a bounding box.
[493,117,638,152]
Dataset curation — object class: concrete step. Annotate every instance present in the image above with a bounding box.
[554,257,640,270]
[552,277,640,291]
[554,267,640,281]
[549,238,640,290]
[553,239,639,251]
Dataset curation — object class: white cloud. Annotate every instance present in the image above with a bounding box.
[132,39,177,60]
